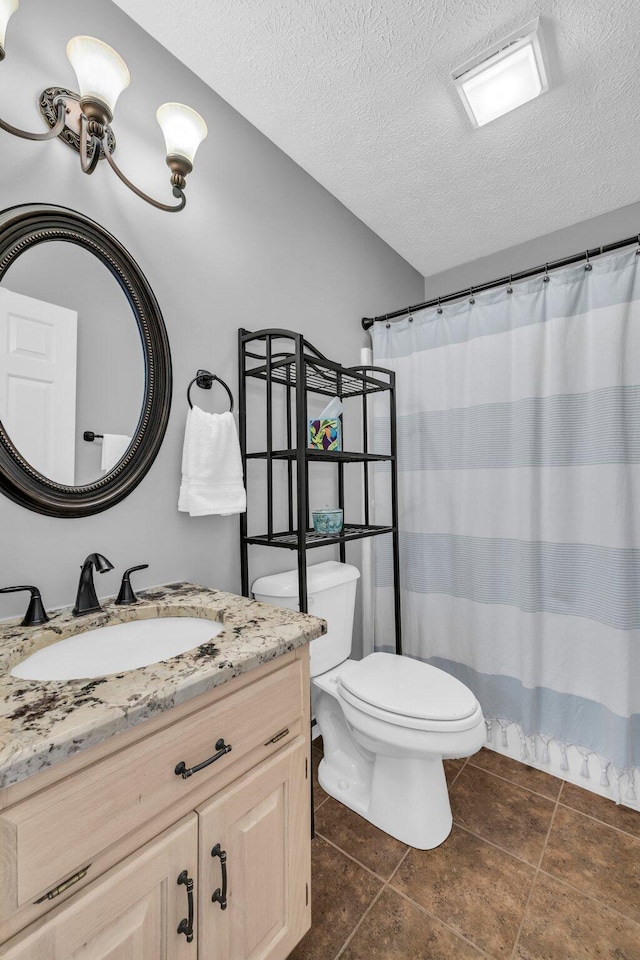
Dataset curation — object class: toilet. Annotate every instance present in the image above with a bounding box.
[252,561,485,849]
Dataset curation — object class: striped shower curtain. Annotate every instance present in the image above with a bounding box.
[371,248,640,805]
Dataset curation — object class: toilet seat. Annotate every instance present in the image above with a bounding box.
[337,652,482,732]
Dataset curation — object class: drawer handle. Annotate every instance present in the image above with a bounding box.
[34,865,90,903]
[211,843,228,910]
[174,738,232,779]
[177,870,195,943]
[265,727,289,746]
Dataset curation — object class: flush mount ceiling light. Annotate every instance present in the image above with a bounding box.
[0,3,207,212]
[453,18,549,128]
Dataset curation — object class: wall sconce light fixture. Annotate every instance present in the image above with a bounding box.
[0,3,208,212]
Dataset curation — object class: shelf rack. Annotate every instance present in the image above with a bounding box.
[238,328,401,655]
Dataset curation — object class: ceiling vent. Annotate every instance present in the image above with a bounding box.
[453,18,549,128]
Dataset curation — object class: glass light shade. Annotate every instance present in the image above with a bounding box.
[0,0,19,51]
[66,36,130,118]
[156,103,208,167]
[457,41,547,127]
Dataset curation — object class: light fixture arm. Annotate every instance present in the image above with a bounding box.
[103,127,187,213]
[79,113,101,175]
[0,97,66,141]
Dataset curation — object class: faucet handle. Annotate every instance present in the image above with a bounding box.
[0,586,49,627]
[115,565,149,606]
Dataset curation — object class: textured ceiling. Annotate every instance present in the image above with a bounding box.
[114,0,640,277]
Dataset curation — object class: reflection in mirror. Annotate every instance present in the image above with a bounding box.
[0,241,144,486]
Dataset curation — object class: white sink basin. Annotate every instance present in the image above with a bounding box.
[11,617,225,681]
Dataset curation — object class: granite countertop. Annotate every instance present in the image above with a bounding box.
[0,582,325,790]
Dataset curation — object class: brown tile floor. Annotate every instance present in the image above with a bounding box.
[289,739,640,960]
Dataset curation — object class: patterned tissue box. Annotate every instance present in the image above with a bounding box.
[308,418,342,451]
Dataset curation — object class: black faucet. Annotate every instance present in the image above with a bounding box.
[73,553,114,616]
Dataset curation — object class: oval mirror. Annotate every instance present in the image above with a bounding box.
[0,204,172,516]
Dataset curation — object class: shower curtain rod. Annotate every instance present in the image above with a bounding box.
[361,231,640,330]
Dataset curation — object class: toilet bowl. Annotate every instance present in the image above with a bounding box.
[252,561,485,849]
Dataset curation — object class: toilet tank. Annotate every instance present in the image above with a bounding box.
[252,561,360,678]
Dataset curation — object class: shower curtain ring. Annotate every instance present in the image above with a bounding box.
[385,313,391,329]
[407,306,414,323]
[585,250,592,271]
[543,263,550,282]
[437,297,443,314]
[507,275,513,293]
[469,287,475,304]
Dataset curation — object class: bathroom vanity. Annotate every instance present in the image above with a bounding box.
[0,583,324,959]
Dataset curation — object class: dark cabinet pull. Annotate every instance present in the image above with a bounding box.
[177,870,195,943]
[174,739,232,779]
[211,843,228,909]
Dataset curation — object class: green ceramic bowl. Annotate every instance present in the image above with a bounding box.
[312,508,344,535]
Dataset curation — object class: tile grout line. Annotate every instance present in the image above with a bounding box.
[319,787,640,955]
[446,758,468,789]
[555,799,640,843]
[452,820,543,870]
[468,758,640,832]
[387,881,497,960]
[386,844,412,884]
[537,777,564,871]
[314,830,403,885]
[454,765,640,921]
[331,846,496,960]
[509,779,564,959]
[512,777,640,935]
[535,866,640,928]
[332,884,387,960]
[466,759,563,803]
[332,847,412,960]
[383,836,500,959]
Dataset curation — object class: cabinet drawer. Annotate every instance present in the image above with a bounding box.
[0,658,303,915]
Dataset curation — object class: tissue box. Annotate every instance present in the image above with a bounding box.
[308,418,342,451]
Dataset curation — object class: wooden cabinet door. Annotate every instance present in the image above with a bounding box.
[197,739,310,960]
[1,814,198,960]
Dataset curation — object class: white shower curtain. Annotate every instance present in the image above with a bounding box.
[371,248,640,805]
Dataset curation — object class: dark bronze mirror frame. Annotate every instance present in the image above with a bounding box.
[0,203,172,517]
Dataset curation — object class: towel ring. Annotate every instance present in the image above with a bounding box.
[187,369,234,412]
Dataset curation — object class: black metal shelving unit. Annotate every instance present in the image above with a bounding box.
[238,327,402,655]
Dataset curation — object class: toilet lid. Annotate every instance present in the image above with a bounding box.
[338,652,478,722]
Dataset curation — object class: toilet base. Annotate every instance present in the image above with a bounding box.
[314,685,455,849]
[317,752,453,849]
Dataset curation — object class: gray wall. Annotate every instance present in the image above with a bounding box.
[0,0,423,624]
[423,201,640,300]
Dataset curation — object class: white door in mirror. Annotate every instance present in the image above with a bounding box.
[11,617,224,681]
[0,287,78,484]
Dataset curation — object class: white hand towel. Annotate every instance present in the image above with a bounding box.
[100,434,131,473]
[178,405,247,517]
